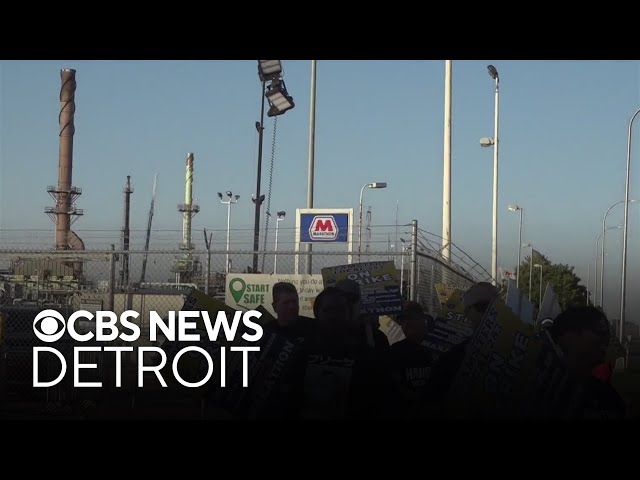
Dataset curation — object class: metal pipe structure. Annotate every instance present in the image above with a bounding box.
[522,242,534,301]
[358,182,387,261]
[442,60,452,262]
[203,229,212,295]
[46,68,84,252]
[490,66,500,287]
[305,60,317,274]
[620,107,640,342]
[601,199,637,313]
[587,262,591,306]
[56,69,75,249]
[177,153,200,281]
[595,225,622,306]
[410,220,418,302]
[121,175,133,288]
[184,153,194,250]
[273,211,286,274]
[180,153,199,251]
[508,205,524,288]
[253,82,267,272]
[219,191,240,274]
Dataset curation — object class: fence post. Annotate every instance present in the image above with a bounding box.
[410,220,418,302]
[206,249,212,295]
[109,245,116,311]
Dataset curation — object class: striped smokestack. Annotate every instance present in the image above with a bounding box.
[46,68,83,250]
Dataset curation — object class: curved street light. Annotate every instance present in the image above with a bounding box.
[600,199,637,311]
[594,225,621,306]
[272,210,286,274]
[219,191,240,273]
[358,182,387,261]
[620,107,640,341]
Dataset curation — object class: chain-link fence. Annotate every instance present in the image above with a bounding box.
[0,230,490,416]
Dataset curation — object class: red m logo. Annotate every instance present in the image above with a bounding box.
[314,219,334,232]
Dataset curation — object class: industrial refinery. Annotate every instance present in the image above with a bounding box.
[0,68,225,316]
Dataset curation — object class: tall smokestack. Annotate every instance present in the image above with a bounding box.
[179,153,199,252]
[120,175,133,287]
[46,68,83,250]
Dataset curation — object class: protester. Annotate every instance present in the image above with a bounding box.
[267,281,315,340]
[387,301,434,416]
[256,282,315,419]
[301,287,395,419]
[545,306,626,418]
[334,278,390,353]
[422,281,500,412]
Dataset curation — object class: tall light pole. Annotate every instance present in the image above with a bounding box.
[479,64,500,286]
[358,182,387,262]
[522,242,534,300]
[601,199,637,313]
[254,60,295,273]
[595,225,622,307]
[508,204,523,288]
[620,107,640,342]
[218,191,239,274]
[273,210,286,274]
[587,262,591,306]
[305,60,317,275]
[442,60,453,262]
[534,263,543,306]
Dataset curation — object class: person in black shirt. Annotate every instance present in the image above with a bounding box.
[257,282,315,418]
[302,287,395,419]
[545,306,626,418]
[387,302,434,417]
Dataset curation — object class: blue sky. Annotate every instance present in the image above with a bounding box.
[2,60,640,317]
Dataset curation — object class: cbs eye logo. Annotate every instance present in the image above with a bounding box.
[33,309,67,342]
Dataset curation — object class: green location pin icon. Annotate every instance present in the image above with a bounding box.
[229,278,246,304]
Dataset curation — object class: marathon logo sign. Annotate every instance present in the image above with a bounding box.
[298,210,351,244]
[309,216,338,240]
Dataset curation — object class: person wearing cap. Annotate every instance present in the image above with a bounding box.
[540,318,554,329]
[386,301,435,416]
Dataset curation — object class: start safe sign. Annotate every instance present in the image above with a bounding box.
[225,274,325,319]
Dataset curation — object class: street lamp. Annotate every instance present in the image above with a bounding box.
[508,204,524,288]
[253,60,295,273]
[595,224,622,307]
[272,210,286,274]
[586,262,591,306]
[218,191,240,274]
[522,242,534,300]
[621,107,640,342]
[534,263,543,306]
[601,199,637,313]
[480,64,500,287]
[358,182,387,261]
